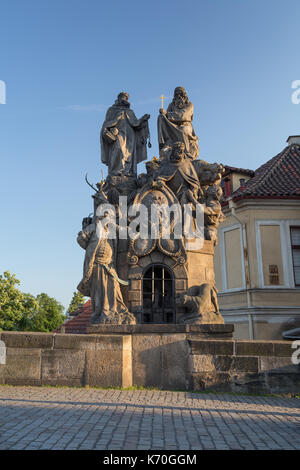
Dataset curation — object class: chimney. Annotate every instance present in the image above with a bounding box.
[224,177,231,197]
[286,135,300,146]
[239,178,246,191]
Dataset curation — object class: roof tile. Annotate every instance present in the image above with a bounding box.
[231,143,300,199]
[55,300,93,334]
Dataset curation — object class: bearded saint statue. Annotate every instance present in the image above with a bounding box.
[157,87,199,160]
[156,141,202,206]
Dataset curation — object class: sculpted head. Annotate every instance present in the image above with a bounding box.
[176,292,192,308]
[116,91,130,107]
[170,141,186,163]
[173,87,188,108]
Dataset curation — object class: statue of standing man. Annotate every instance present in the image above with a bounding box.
[101,92,150,176]
[158,87,199,160]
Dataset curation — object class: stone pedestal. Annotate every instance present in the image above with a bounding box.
[125,240,219,323]
[1,330,299,394]
[86,323,234,389]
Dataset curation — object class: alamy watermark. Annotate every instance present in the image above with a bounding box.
[0,80,6,104]
[93,196,205,250]
[291,80,300,104]
[291,340,300,365]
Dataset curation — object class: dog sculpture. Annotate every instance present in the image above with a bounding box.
[176,283,224,324]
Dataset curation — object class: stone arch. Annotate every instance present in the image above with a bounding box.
[128,250,188,323]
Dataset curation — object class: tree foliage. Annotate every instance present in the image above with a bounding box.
[30,293,65,332]
[67,291,85,314]
[0,271,65,332]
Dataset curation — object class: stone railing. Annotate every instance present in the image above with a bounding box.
[189,339,300,394]
[0,330,299,394]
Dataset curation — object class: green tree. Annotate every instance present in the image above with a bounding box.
[67,291,85,314]
[0,271,37,331]
[30,293,65,332]
[0,271,65,332]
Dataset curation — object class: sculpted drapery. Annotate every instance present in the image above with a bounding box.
[157,87,199,160]
[156,142,202,205]
[100,92,150,176]
[77,219,130,324]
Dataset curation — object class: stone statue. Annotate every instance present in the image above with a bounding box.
[157,87,199,160]
[77,210,136,324]
[78,85,228,328]
[156,141,202,206]
[176,283,224,324]
[193,160,225,188]
[101,92,150,176]
[204,184,225,245]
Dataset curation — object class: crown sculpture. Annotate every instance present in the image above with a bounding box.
[77,87,225,326]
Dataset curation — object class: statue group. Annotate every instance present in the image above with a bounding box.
[77,87,225,325]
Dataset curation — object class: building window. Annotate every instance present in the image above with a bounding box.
[290,227,300,286]
[269,264,280,285]
[142,265,175,323]
[259,224,284,286]
[223,227,244,290]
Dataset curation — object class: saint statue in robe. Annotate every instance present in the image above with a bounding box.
[77,211,136,325]
[156,141,202,206]
[100,92,150,176]
[157,87,199,160]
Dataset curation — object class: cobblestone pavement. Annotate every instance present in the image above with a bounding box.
[0,386,299,450]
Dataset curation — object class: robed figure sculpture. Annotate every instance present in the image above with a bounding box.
[101,92,150,176]
[77,211,136,325]
[157,87,199,160]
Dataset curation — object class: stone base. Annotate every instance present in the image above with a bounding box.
[90,311,136,326]
[1,331,299,394]
[86,323,234,339]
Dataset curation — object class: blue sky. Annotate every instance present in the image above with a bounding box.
[1,0,300,310]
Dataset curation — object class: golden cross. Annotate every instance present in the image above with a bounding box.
[160,94,166,109]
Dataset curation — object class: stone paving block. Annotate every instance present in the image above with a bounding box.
[0,386,299,451]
